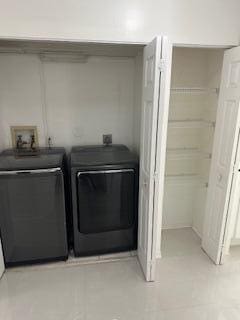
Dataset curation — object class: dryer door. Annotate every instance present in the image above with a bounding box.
[77,169,136,234]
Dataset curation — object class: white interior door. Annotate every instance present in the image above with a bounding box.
[223,137,240,256]
[202,46,240,264]
[0,238,5,278]
[230,174,240,240]
[138,36,172,281]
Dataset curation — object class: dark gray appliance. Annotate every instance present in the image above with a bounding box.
[70,145,138,257]
[0,148,68,266]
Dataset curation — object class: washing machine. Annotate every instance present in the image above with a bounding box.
[0,148,69,266]
[70,145,138,256]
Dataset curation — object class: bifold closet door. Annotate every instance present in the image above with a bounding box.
[138,36,172,281]
[202,46,240,264]
[0,238,4,278]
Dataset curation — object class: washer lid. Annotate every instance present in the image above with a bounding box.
[0,148,65,171]
[70,145,138,167]
[71,144,129,153]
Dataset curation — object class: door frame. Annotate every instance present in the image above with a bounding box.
[155,42,237,261]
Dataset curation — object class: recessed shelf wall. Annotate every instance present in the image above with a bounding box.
[162,47,224,238]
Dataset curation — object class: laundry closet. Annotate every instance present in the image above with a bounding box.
[0,37,240,281]
[0,39,146,272]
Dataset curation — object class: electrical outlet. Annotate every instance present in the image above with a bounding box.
[103,134,112,145]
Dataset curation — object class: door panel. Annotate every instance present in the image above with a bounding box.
[230,171,240,240]
[138,36,172,281]
[202,46,240,264]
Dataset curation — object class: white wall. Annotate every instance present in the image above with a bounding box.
[0,53,139,150]
[0,54,46,148]
[43,56,135,148]
[132,54,143,153]
[0,1,240,46]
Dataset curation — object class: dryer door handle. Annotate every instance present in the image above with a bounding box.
[77,169,134,177]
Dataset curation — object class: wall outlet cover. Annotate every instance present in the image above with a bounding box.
[103,134,112,145]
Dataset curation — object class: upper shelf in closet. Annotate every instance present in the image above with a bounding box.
[0,39,144,57]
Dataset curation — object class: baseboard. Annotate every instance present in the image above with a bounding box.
[162,225,202,240]
[192,226,202,239]
[231,238,240,246]
[156,251,161,259]
[161,225,192,230]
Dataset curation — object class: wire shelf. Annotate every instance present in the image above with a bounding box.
[170,87,219,94]
[165,174,208,188]
[166,148,211,160]
[168,119,215,129]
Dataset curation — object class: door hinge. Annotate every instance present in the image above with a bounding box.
[153,172,158,180]
[233,163,238,174]
[158,59,165,72]
[221,242,227,257]
[149,259,154,269]
[149,259,155,281]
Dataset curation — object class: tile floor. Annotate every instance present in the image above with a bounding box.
[1,228,240,319]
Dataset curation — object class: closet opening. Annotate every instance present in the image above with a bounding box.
[0,39,144,154]
[0,38,145,266]
[160,46,225,260]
